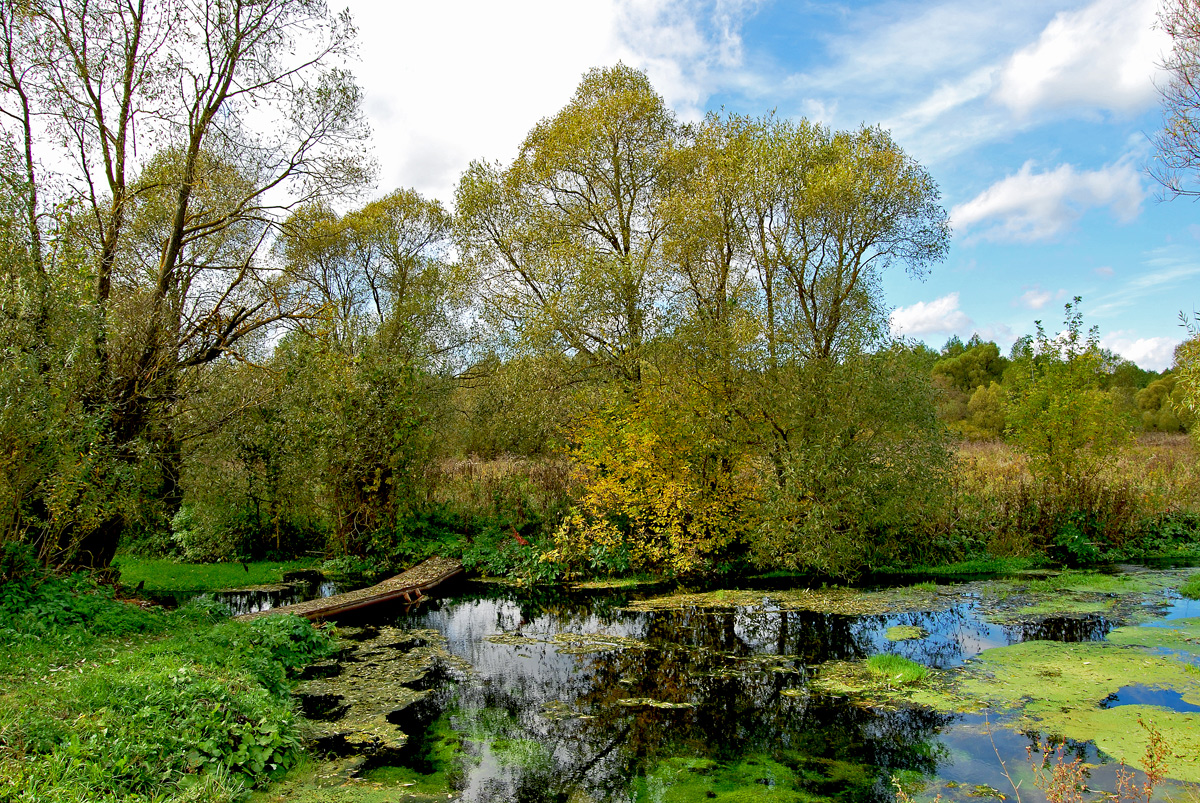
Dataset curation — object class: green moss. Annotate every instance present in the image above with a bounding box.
[113,557,320,592]
[885,625,926,641]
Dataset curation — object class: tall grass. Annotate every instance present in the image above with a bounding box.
[945,435,1200,562]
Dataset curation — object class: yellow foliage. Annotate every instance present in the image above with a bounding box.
[545,395,757,577]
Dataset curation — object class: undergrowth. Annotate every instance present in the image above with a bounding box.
[0,547,337,803]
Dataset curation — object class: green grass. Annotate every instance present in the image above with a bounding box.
[1181,572,1200,600]
[0,564,337,803]
[864,654,929,685]
[879,555,1048,578]
[113,556,320,592]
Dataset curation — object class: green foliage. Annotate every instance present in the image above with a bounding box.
[0,572,337,803]
[753,349,951,577]
[946,381,1007,440]
[1136,374,1192,433]
[1180,572,1200,599]
[1006,299,1132,485]
[933,336,1008,393]
[1052,512,1102,566]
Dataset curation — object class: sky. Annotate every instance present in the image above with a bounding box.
[339,0,1196,370]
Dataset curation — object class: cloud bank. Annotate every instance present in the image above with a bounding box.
[950,159,1144,242]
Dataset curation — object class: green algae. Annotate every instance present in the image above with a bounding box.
[625,585,948,616]
[569,576,661,590]
[1020,570,1168,595]
[907,621,1200,783]
[813,655,935,706]
[293,626,472,755]
[886,625,927,641]
[633,754,822,803]
[1106,618,1200,650]
[246,756,450,803]
[1009,598,1110,617]
[615,697,695,709]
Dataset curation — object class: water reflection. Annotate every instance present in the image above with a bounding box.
[316,580,1186,802]
[148,577,347,615]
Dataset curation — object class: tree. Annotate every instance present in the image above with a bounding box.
[1154,0,1200,197]
[456,64,678,385]
[932,337,1008,394]
[740,118,950,364]
[1006,299,1131,485]
[0,0,370,567]
[280,189,463,365]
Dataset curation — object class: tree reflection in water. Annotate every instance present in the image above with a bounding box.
[366,587,974,802]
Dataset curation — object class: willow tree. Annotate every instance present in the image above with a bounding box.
[456,64,678,385]
[0,0,369,567]
[269,189,469,558]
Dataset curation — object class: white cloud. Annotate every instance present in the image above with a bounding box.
[1016,285,1054,310]
[1100,332,1180,371]
[890,293,973,337]
[951,158,1145,243]
[341,0,759,203]
[994,0,1166,118]
[1094,266,1115,277]
[612,0,764,118]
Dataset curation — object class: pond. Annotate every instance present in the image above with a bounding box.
[262,569,1200,803]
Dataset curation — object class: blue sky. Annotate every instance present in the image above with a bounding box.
[344,0,1190,369]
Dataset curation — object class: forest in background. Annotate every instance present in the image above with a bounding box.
[3,1,1200,586]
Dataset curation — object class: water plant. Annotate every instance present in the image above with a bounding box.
[866,654,929,685]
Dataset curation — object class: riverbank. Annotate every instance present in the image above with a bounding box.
[0,554,337,803]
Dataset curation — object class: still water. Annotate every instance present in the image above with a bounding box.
[290,574,1199,803]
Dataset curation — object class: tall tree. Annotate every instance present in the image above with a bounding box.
[456,64,678,385]
[1154,0,1200,197]
[0,0,369,566]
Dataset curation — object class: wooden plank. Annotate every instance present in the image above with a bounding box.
[234,556,463,622]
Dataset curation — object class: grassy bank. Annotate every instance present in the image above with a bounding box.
[112,557,321,593]
[0,552,337,803]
